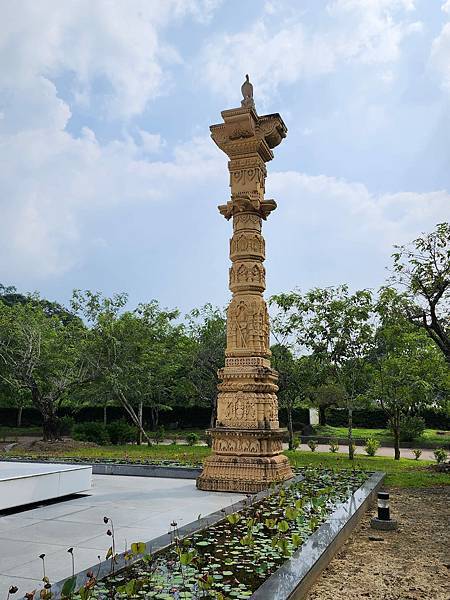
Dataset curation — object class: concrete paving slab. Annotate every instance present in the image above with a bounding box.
[18,503,91,521]
[1,546,106,584]
[0,474,244,597]
[0,575,42,595]
[0,539,67,572]
[56,505,154,526]
[0,519,106,545]
[0,515,40,532]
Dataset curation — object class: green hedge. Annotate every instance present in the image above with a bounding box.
[72,420,137,445]
[326,408,449,430]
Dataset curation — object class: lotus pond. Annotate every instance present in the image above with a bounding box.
[70,467,368,600]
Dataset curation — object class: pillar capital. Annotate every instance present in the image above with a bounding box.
[210,107,287,160]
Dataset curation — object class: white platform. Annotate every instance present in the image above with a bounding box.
[0,462,92,511]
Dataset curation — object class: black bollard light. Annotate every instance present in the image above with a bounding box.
[370,491,398,531]
[377,491,390,521]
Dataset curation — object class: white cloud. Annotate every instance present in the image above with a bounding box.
[442,0,450,14]
[0,129,223,278]
[269,171,449,245]
[0,0,220,122]
[265,171,450,292]
[139,131,164,154]
[0,0,224,280]
[199,0,421,104]
[431,16,450,94]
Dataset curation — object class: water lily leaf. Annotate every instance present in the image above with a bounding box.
[131,542,146,555]
[61,576,76,598]
[277,520,289,533]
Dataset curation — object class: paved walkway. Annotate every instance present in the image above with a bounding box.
[0,475,244,596]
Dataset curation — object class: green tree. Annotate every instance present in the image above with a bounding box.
[271,345,320,448]
[370,288,449,459]
[72,291,189,443]
[307,382,346,426]
[186,304,226,428]
[0,283,79,325]
[0,297,91,440]
[390,222,449,362]
[271,286,374,459]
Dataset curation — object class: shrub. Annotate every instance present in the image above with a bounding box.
[307,439,318,452]
[365,437,380,457]
[397,415,426,442]
[412,449,422,460]
[291,421,306,432]
[58,415,75,436]
[106,420,136,445]
[205,433,213,448]
[291,436,300,450]
[434,448,448,464]
[186,432,200,446]
[152,425,165,444]
[329,439,339,453]
[73,421,110,445]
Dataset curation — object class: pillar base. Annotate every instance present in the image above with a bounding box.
[197,428,293,493]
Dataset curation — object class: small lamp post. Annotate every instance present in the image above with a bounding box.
[370,491,398,530]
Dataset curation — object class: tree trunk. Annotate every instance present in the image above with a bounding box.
[42,412,59,441]
[318,405,326,426]
[287,405,294,450]
[17,405,23,428]
[151,407,159,431]
[116,389,152,445]
[210,392,218,428]
[393,414,401,460]
[137,401,143,445]
[30,384,58,441]
[393,429,401,460]
[103,405,107,426]
[347,404,354,460]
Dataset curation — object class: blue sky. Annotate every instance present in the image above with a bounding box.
[0,0,449,314]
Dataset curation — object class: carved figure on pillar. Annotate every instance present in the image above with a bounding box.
[197,76,293,493]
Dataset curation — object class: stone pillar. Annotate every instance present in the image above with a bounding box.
[197,77,293,493]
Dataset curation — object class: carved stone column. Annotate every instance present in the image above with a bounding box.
[196,77,293,493]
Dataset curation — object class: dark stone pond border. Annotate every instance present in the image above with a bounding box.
[92,462,201,479]
[251,471,385,599]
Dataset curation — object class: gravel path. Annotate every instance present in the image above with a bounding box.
[306,487,450,600]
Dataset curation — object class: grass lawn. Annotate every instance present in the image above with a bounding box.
[312,425,449,447]
[7,442,211,463]
[4,442,448,489]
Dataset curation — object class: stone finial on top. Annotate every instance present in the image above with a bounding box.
[241,74,255,108]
